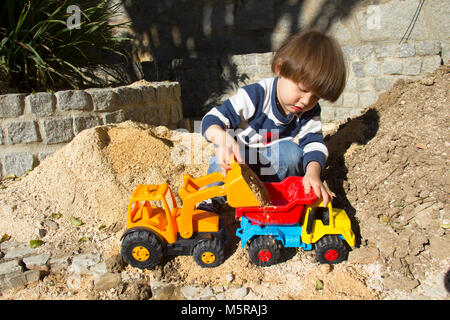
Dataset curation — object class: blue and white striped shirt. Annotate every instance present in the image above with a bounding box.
[201,77,328,171]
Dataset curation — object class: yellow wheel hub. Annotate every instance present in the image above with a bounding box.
[132,246,150,261]
[201,252,216,264]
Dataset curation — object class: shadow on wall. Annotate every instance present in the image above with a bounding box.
[121,0,359,118]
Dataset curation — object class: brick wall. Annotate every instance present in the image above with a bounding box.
[0,82,182,178]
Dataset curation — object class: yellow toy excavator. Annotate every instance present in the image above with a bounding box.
[120,158,261,269]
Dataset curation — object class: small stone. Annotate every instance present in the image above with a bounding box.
[90,261,108,276]
[225,273,235,283]
[420,77,435,86]
[24,269,41,283]
[94,272,121,291]
[3,243,35,260]
[212,285,225,293]
[198,286,215,300]
[233,287,248,299]
[69,252,101,275]
[0,259,23,276]
[49,255,70,272]
[23,253,51,271]
[181,286,202,300]
[2,272,27,290]
[41,219,59,230]
[352,61,365,77]
[103,110,126,125]
[415,143,428,150]
[319,264,332,274]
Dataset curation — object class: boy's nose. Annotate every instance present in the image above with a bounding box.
[299,92,314,106]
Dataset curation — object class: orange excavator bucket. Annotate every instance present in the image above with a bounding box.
[223,158,261,207]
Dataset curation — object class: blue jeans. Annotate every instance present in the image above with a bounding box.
[206,140,304,202]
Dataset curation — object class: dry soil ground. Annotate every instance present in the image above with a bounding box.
[0,65,448,300]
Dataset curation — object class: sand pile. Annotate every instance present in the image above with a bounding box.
[0,121,214,253]
[323,64,449,293]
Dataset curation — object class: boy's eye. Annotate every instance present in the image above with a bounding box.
[299,87,318,99]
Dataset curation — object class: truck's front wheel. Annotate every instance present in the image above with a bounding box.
[121,230,164,269]
[315,235,348,264]
[248,236,281,267]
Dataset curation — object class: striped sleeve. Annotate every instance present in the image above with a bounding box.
[201,83,265,138]
[298,106,328,171]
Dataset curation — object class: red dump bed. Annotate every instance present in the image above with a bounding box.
[235,176,318,225]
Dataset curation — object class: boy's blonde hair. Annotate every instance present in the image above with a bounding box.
[272,30,346,102]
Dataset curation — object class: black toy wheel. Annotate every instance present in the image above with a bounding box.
[315,235,348,264]
[248,236,281,267]
[121,230,164,269]
[192,239,225,268]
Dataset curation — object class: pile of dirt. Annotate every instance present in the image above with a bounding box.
[0,64,448,300]
[324,64,449,294]
[0,121,214,256]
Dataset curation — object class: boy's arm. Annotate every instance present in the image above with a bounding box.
[297,107,328,173]
[201,83,264,171]
[297,105,333,205]
[201,84,263,139]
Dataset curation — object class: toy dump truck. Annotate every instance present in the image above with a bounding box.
[120,159,262,269]
[235,176,356,266]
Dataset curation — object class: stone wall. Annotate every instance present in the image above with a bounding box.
[155,41,442,122]
[0,82,182,178]
[116,0,448,120]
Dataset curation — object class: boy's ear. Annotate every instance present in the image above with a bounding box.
[274,58,283,76]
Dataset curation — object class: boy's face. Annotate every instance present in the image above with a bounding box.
[276,75,319,116]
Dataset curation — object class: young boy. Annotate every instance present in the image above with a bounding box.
[199,30,346,212]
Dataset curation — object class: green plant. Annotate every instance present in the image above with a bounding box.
[0,0,130,93]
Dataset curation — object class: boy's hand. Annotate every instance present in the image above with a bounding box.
[216,139,243,174]
[303,161,335,207]
[205,125,244,175]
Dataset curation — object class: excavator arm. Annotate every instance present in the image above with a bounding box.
[177,157,261,239]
